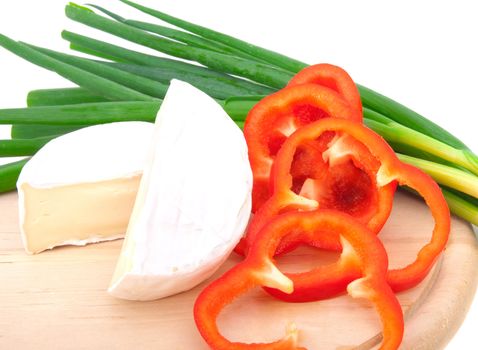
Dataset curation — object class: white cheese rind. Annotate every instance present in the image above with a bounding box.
[109,80,252,300]
[110,249,228,301]
[17,122,154,254]
[17,122,153,188]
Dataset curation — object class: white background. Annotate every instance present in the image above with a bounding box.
[0,0,477,348]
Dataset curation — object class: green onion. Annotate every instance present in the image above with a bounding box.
[3,96,478,228]
[363,108,478,176]
[25,41,271,100]
[0,159,29,193]
[384,141,461,170]
[0,0,476,225]
[103,62,274,99]
[119,0,472,154]
[118,0,307,73]
[398,153,478,199]
[25,44,168,99]
[64,4,293,88]
[222,97,478,176]
[358,86,469,151]
[87,4,230,53]
[0,34,156,102]
[0,98,257,126]
[18,91,478,181]
[441,187,478,226]
[0,136,55,157]
[221,95,265,120]
[402,185,478,226]
[70,42,129,62]
[106,62,275,94]
[87,3,265,63]
[65,31,222,73]
[17,88,106,140]
[11,125,85,139]
[0,102,161,125]
[27,87,108,107]
[13,93,262,140]
[62,31,276,96]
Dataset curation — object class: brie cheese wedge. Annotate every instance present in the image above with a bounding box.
[17,122,154,254]
[108,80,252,301]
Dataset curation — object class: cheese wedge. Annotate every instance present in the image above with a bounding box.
[108,80,252,301]
[17,122,154,254]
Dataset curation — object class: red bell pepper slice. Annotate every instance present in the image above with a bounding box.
[239,118,397,255]
[238,82,395,256]
[241,66,396,256]
[246,64,362,214]
[244,83,362,213]
[260,118,449,301]
[194,210,404,350]
[286,63,365,213]
[287,63,362,113]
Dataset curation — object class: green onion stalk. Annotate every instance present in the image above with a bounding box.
[64,4,293,89]
[0,159,29,193]
[115,0,469,149]
[66,2,478,174]
[86,4,270,64]
[0,34,156,102]
[2,97,478,225]
[0,136,56,157]
[0,1,478,225]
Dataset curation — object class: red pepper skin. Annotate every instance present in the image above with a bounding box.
[240,124,397,255]
[386,163,450,292]
[245,64,362,214]
[262,119,450,301]
[194,210,404,350]
[240,68,396,256]
[244,83,361,213]
[193,263,304,350]
[237,83,394,256]
[288,63,362,114]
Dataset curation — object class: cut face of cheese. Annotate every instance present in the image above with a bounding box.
[17,122,154,254]
[108,80,252,301]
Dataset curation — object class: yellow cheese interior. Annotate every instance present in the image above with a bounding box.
[21,175,141,254]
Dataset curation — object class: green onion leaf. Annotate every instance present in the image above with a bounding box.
[0,159,28,193]
[25,43,168,99]
[0,34,156,102]
[0,136,55,157]
[398,153,478,200]
[87,3,264,62]
[64,4,292,88]
[63,31,276,97]
[118,0,307,73]
[0,102,161,125]
[27,88,108,107]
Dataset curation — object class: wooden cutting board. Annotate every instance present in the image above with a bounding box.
[0,190,477,350]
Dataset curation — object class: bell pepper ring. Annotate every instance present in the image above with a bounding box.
[243,83,362,213]
[287,63,364,207]
[239,118,397,255]
[194,210,404,350]
[262,118,449,302]
[240,71,395,255]
[287,63,363,114]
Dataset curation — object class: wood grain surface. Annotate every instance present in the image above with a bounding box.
[1,190,477,350]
